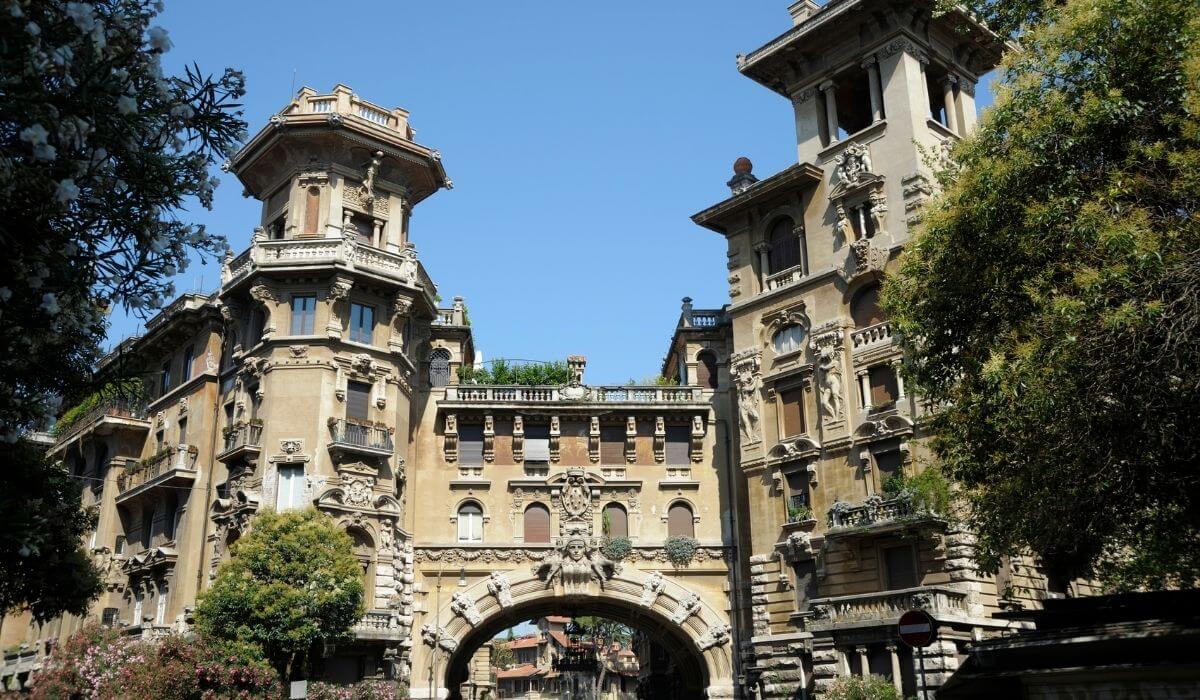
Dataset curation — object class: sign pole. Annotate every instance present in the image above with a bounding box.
[917,646,927,700]
[897,608,937,700]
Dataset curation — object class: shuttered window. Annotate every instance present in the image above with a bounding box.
[780,387,805,437]
[600,426,624,464]
[851,284,885,327]
[869,365,899,407]
[276,465,305,511]
[883,545,918,589]
[665,426,690,465]
[457,502,483,542]
[459,425,484,466]
[101,607,119,626]
[667,502,694,538]
[347,380,371,421]
[696,351,718,389]
[523,503,551,544]
[604,503,628,538]
[430,348,452,387]
[525,424,550,462]
[182,345,194,382]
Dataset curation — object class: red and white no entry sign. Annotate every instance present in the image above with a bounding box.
[897,609,937,648]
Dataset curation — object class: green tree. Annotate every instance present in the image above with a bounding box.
[490,640,515,669]
[885,0,1200,588]
[195,509,365,680]
[0,0,245,620]
[822,674,903,700]
[0,439,101,621]
[567,616,633,697]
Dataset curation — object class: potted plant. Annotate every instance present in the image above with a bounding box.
[664,535,698,567]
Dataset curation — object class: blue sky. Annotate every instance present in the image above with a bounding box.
[111,1,994,384]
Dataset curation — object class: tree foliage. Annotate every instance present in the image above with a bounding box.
[0,439,101,621]
[822,674,903,700]
[195,509,365,679]
[457,358,572,386]
[884,0,1200,588]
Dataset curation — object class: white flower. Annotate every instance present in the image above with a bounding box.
[0,287,11,303]
[19,123,48,146]
[147,26,172,52]
[169,103,194,119]
[24,20,38,36]
[65,2,95,32]
[48,45,73,67]
[40,293,59,315]
[117,95,137,114]
[55,179,79,204]
[7,1,22,18]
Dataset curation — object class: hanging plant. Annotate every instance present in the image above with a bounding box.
[601,537,632,561]
[664,535,698,567]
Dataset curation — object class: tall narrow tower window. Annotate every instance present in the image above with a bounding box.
[303,187,321,235]
[349,303,374,344]
[767,217,803,275]
[429,348,452,387]
[291,295,316,335]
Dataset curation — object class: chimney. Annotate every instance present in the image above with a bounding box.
[787,0,822,25]
[727,157,758,195]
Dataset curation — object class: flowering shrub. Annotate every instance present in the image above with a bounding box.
[30,624,279,699]
[663,535,698,567]
[823,674,903,700]
[308,679,406,700]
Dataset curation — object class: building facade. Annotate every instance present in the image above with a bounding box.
[1,3,1094,699]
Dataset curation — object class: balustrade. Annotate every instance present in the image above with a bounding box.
[808,586,969,627]
[329,419,394,453]
[851,320,894,351]
[54,398,148,444]
[826,493,938,530]
[765,264,804,290]
[443,385,701,404]
[117,445,198,497]
[224,237,435,296]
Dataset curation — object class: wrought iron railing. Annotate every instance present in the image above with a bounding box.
[117,445,198,494]
[329,419,394,452]
[826,493,935,529]
[222,422,263,454]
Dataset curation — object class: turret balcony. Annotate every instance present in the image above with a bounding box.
[806,585,971,632]
[443,384,703,406]
[116,444,199,504]
[328,418,394,458]
[217,422,263,465]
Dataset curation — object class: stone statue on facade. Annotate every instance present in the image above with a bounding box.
[834,142,873,186]
[836,203,857,243]
[397,243,418,285]
[486,571,513,608]
[818,357,845,423]
[533,538,619,593]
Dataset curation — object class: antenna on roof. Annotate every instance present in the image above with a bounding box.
[290,69,297,98]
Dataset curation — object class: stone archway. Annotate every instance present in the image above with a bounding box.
[414,566,735,699]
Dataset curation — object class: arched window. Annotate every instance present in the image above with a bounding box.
[851,284,885,327]
[767,217,804,275]
[523,503,551,544]
[457,501,483,543]
[772,325,806,355]
[303,186,321,235]
[349,528,375,602]
[603,503,628,539]
[667,502,695,538]
[430,348,452,387]
[695,350,718,389]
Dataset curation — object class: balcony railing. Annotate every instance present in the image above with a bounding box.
[851,321,894,352]
[218,422,263,463]
[329,419,394,455]
[54,398,149,444]
[288,85,411,136]
[765,264,805,290]
[352,610,407,640]
[826,493,939,531]
[443,385,702,404]
[225,236,436,298]
[807,586,970,629]
[117,445,199,499]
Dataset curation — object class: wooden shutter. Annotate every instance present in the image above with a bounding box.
[600,426,624,464]
[883,545,918,588]
[665,426,689,465]
[869,365,898,406]
[347,381,371,421]
[303,187,320,235]
[459,425,484,466]
[696,352,718,389]
[768,218,800,273]
[524,504,551,544]
[780,387,805,437]
[604,503,628,538]
[667,502,694,538]
[525,424,550,462]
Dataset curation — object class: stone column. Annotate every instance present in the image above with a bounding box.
[820,80,840,143]
[887,644,902,693]
[372,219,384,248]
[754,242,772,289]
[857,370,871,411]
[863,57,883,122]
[893,359,906,399]
[942,75,959,133]
[838,648,851,676]
[856,647,869,676]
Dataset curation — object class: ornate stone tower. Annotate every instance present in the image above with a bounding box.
[692,1,1017,697]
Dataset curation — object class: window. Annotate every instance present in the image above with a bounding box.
[883,545,918,589]
[303,186,321,235]
[162,494,179,542]
[114,534,126,555]
[101,607,119,626]
[349,212,374,246]
[604,503,628,539]
[430,348,452,387]
[159,360,172,395]
[696,350,718,389]
[772,325,806,355]
[155,586,168,625]
[459,424,484,466]
[525,423,550,464]
[667,502,694,538]
[851,284,885,327]
[248,308,266,347]
[665,426,689,465]
[181,345,194,382]
[276,465,305,511]
[786,470,810,515]
[177,416,187,445]
[457,502,483,543]
[349,302,374,344]
[600,426,624,464]
[345,380,371,423]
[767,217,803,275]
[780,386,806,438]
[524,503,551,544]
[140,505,153,550]
[869,365,899,407]
[291,295,316,335]
[875,451,904,488]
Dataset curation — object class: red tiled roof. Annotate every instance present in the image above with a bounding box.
[548,630,571,648]
[505,635,540,650]
[496,663,545,680]
[544,615,572,624]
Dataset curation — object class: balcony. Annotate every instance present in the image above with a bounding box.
[352,610,409,641]
[825,493,944,537]
[1,647,40,689]
[851,321,895,354]
[290,85,412,138]
[52,398,149,448]
[765,264,805,291]
[217,422,263,464]
[806,585,971,631]
[328,419,394,458]
[443,384,703,405]
[116,445,199,503]
[225,236,437,299]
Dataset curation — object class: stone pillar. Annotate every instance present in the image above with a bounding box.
[914,640,960,698]
[893,359,905,399]
[856,647,869,677]
[887,644,902,693]
[754,242,772,289]
[863,57,884,122]
[857,370,871,411]
[838,648,851,676]
[942,75,959,134]
[821,80,840,143]
[372,219,384,248]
